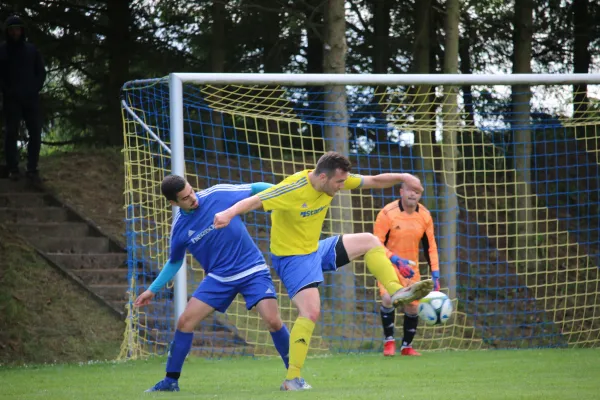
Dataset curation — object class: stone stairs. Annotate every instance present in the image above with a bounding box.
[0,168,253,355]
[0,173,129,316]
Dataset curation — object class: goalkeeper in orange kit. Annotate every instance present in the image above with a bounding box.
[374,183,439,357]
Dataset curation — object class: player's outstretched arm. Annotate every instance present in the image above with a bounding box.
[422,214,441,290]
[214,195,264,229]
[361,173,423,192]
[133,259,184,307]
[212,182,273,229]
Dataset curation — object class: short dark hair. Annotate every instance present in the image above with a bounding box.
[161,174,186,201]
[314,151,352,178]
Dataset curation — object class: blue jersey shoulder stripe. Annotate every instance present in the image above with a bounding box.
[170,210,182,240]
[198,184,252,199]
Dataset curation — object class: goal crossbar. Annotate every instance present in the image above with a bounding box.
[168,72,600,86]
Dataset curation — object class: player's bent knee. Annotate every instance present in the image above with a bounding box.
[365,233,382,249]
[303,310,320,322]
[295,298,320,321]
[381,292,393,308]
[297,306,320,322]
[405,303,419,315]
[176,298,214,332]
[343,233,382,260]
[293,287,321,322]
[176,313,196,332]
[263,315,284,332]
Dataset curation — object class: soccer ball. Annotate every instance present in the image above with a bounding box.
[418,291,452,325]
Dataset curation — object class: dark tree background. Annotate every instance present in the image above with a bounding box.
[0,0,598,148]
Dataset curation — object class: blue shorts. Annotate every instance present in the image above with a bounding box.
[192,270,277,313]
[271,236,343,299]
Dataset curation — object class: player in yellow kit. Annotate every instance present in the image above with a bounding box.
[213,151,434,390]
[374,183,440,357]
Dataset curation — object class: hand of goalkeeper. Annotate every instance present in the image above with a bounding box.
[390,255,416,279]
[432,270,440,291]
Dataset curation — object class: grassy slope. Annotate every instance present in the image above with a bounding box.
[2,349,600,399]
[0,225,123,366]
[39,147,126,241]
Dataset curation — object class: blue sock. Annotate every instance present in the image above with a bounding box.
[270,325,290,369]
[165,330,194,380]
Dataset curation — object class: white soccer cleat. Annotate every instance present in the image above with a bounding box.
[280,377,312,391]
[391,279,434,308]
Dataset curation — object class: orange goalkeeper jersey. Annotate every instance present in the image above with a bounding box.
[373,200,439,272]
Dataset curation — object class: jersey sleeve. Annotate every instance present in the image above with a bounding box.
[168,222,187,263]
[421,213,439,272]
[257,175,308,212]
[148,259,184,293]
[373,208,394,259]
[251,182,275,195]
[211,184,254,207]
[343,173,364,190]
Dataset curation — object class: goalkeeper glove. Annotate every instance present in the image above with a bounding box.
[390,255,416,279]
[432,270,440,291]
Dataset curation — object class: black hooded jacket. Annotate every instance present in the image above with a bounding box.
[0,15,46,103]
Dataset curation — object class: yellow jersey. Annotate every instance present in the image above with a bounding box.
[257,169,363,256]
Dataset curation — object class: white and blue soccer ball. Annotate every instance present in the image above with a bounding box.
[418,291,453,326]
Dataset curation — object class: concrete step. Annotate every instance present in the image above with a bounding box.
[6,222,91,237]
[47,253,127,269]
[0,178,41,193]
[0,192,51,207]
[73,268,129,285]
[144,315,232,331]
[110,301,128,314]
[90,283,129,302]
[151,325,248,347]
[0,207,70,223]
[124,300,177,316]
[36,236,110,254]
[189,346,254,357]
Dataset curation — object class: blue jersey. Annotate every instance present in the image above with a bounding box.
[169,184,267,281]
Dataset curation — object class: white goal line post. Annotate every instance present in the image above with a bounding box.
[127,72,600,323]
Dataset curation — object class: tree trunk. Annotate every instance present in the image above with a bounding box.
[439,0,460,300]
[106,0,131,147]
[512,0,535,264]
[304,0,325,145]
[259,1,282,157]
[411,0,436,212]
[371,0,392,148]
[207,0,227,154]
[459,12,475,127]
[323,0,355,313]
[573,0,591,144]
[260,1,282,73]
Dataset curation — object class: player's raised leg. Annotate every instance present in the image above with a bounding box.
[280,286,318,390]
[341,233,433,307]
[145,297,214,392]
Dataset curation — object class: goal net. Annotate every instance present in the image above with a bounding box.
[119,73,600,359]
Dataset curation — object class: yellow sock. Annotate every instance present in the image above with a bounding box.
[286,316,315,380]
[365,246,403,294]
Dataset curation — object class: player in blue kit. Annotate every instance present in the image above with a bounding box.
[134,175,290,392]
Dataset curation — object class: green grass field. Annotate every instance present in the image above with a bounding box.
[2,348,599,400]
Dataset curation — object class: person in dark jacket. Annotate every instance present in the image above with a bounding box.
[0,15,46,180]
